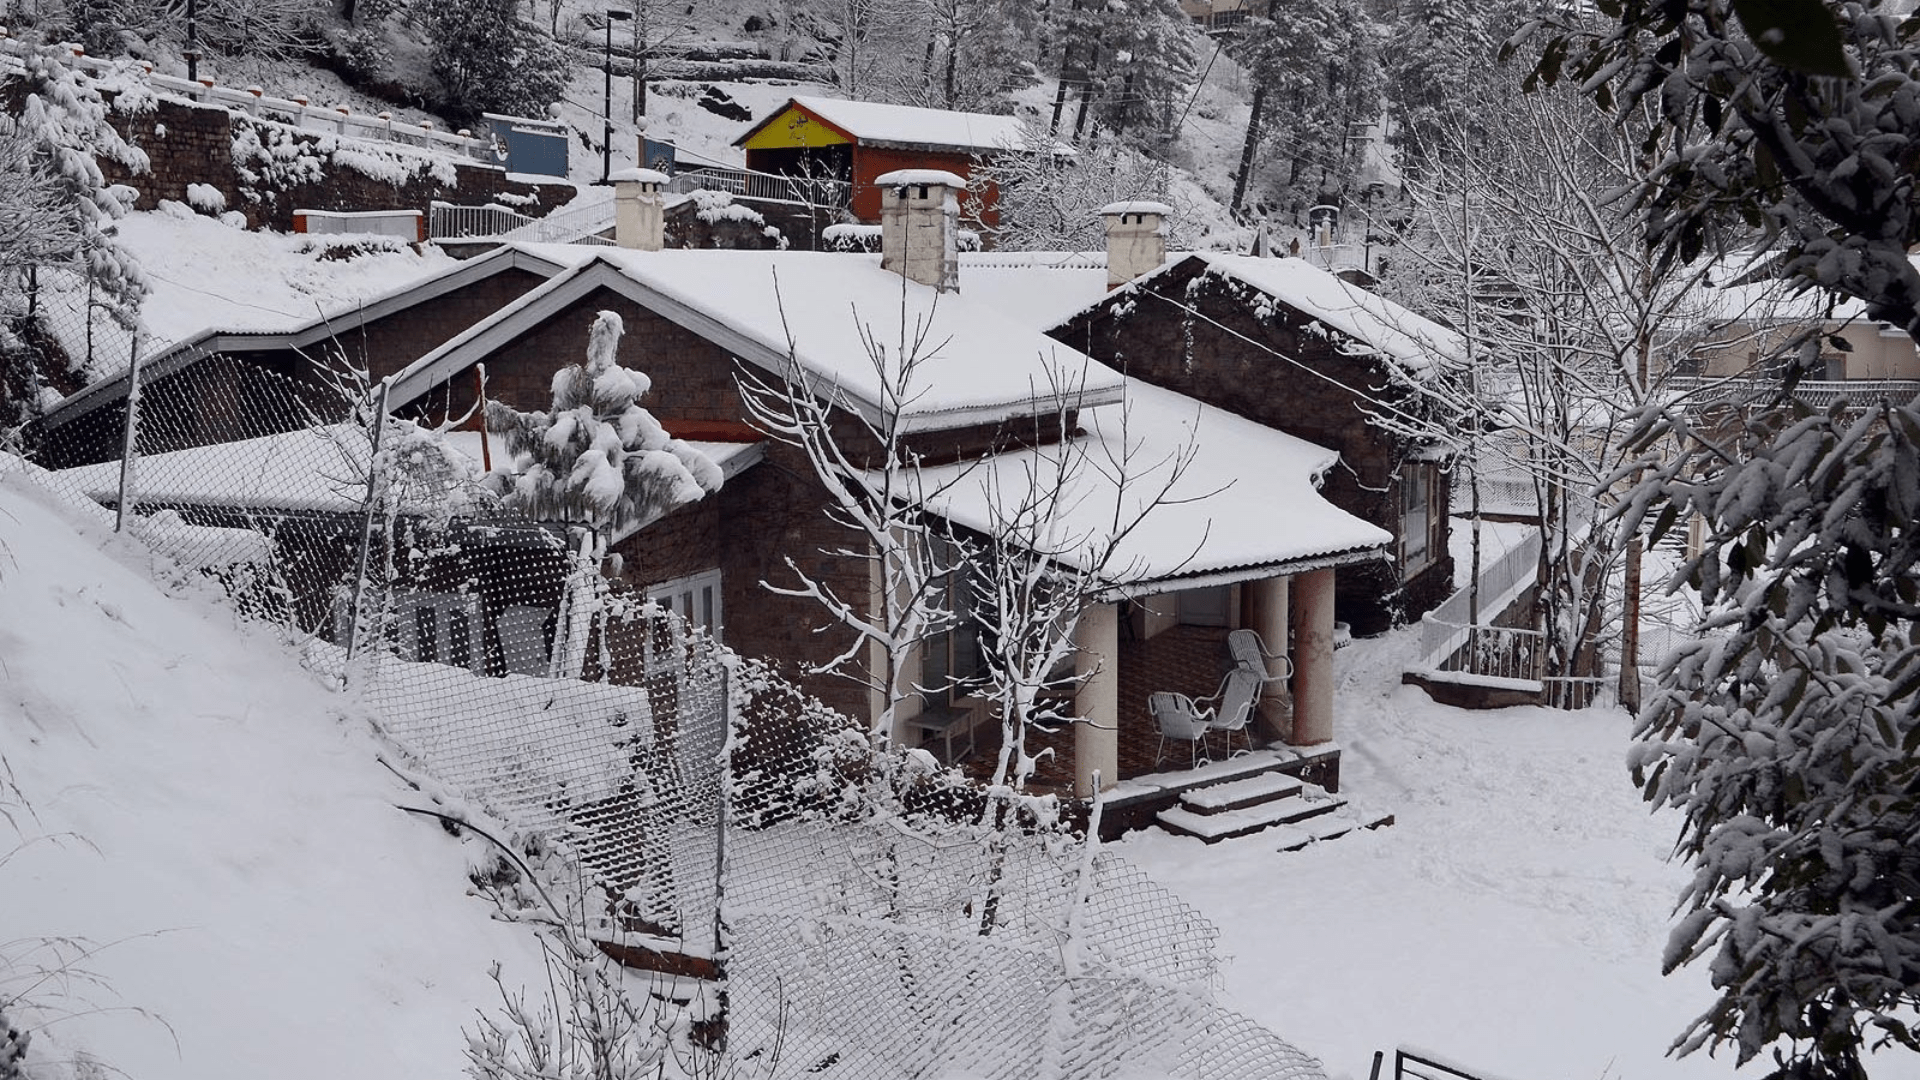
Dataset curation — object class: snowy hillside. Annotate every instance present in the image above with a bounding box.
[0,464,545,1080]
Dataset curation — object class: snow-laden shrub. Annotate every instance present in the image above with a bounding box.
[186,183,226,214]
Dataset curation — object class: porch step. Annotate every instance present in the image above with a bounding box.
[1155,792,1342,842]
[1271,803,1396,852]
[1178,772,1304,815]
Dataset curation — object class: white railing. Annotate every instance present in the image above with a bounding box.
[494,198,616,245]
[664,165,852,209]
[9,36,494,163]
[1434,624,1545,683]
[1301,243,1369,274]
[1417,525,1542,669]
[428,202,537,239]
[428,200,617,246]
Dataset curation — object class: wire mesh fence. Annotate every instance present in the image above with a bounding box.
[14,336,1331,1080]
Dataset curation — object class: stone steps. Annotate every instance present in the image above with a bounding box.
[1154,771,1393,846]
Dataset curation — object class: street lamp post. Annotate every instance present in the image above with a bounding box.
[600,7,632,185]
[184,0,200,82]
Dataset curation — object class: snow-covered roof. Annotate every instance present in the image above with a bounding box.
[53,425,760,514]
[912,378,1389,593]
[42,243,587,432]
[953,251,1112,336]
[736,96,1052,154]
[389,246,1127,433]
[1099,201,1173,217]
[1114,253,1467,374]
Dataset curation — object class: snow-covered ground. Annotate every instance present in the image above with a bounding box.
[0,464,548,1080]
[1115,629,1752,1080]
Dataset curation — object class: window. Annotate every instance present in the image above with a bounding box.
[647,569,724,641]
[922,538,985,706]
[381,591,484,672]
[1400,463,1437,572]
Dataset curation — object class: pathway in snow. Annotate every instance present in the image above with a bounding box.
[1115,629,1758,1080]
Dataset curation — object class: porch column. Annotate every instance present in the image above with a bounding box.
[1290,568,1336,745]
[1073,601,1119,798]
[1247,574,1291,740]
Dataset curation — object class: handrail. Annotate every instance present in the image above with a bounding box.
[664,164,852,209]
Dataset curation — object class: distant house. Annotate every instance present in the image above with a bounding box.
[732,96,1053,229]
[1679,276,1920,389]
[1050,232,1467,637]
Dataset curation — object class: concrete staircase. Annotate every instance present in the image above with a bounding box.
[1154,772,1394,848]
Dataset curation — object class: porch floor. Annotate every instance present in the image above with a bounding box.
[957,625,1286,795]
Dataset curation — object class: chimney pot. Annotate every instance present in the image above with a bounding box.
[612,167,670,251]
[876,169,965,293]
[1098,200,1171,289]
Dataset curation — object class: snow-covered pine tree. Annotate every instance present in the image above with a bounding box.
[422,0,569,127]
[13,39,149,356]
[1530,1,1920,1073]
[485,311,721,678]
[486,311,720,534]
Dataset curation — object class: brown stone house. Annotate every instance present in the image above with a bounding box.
[1048,239,1467,636]
[366,174,1389,799]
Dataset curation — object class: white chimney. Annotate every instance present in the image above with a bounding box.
[876,168,965,293]
[612,167,669,251]
[1099,201,1171,289]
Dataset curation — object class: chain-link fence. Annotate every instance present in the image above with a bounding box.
[14,339,1330,1080]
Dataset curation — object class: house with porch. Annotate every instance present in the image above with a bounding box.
[33,174,1435,831]
[1048,238,1467,637]
[349,172,1390,807]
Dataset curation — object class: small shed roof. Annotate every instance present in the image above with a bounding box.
[734,95,1052,155]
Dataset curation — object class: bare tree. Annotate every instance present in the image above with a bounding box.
[1379,87,1726,695]
[958,385,1206,792]
[735,285,977,744]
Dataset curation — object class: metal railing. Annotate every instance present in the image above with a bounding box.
[427,199,617,246]
[664,164,852,209]
[1434,624,1545,683]
[1370,1049,1491,1080]
[1667,375,1920,411]
[8,36,494,163]
[1416,526,1542,672]
[1301,242,1369,274]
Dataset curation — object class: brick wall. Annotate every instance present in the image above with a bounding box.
[96,95,573,232]
[401,286,877,721]
[326,266,551,383]
[1053,261,1454,636]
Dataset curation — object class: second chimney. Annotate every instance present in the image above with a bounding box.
[876,169,964,293]
[1099,200,1171,289]
[612,167,669,251]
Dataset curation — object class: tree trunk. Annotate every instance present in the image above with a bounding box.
[1231,82,1268,215]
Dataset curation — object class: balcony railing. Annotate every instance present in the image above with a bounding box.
[1666,375,1920,411]
[427,200,616,246]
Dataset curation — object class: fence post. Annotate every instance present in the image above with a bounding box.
[342,379,392,686]
[707,659,731,1053]
[114,329,143,533]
